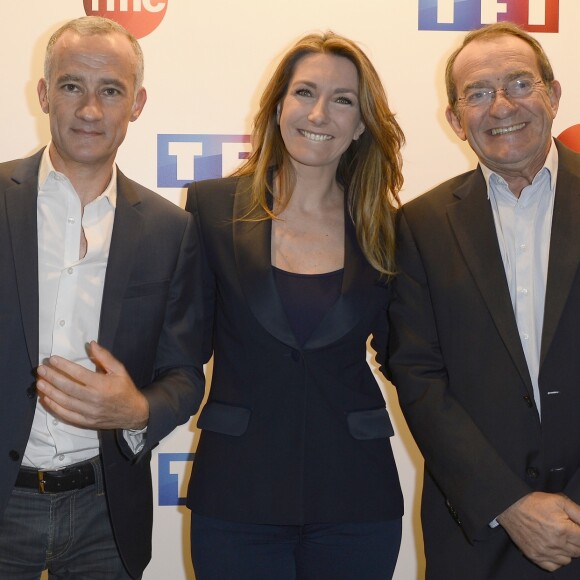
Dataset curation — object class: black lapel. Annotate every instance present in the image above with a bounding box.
[232,175,299,348]
[305,211,379,349]
[5,152,43,368]
[447,169,533,392]
[541,143,580,365]
[98,170,143,350]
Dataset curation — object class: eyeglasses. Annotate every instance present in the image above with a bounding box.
[457,78,545,108]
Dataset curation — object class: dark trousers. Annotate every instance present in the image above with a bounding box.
[191,512,402,580]
[0,457,134,580]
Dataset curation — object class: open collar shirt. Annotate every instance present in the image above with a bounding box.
[481,140,558,420]
[23,146,116,469]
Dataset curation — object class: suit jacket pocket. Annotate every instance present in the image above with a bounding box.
[124,279,170,299]
[197,401,251,436]
[346,407,394,440]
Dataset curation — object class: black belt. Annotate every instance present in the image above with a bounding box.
[15,459,96,493]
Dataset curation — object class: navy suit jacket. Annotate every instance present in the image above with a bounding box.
[0,149,205,578]
[185,175,403,525]
[389,140,580,579]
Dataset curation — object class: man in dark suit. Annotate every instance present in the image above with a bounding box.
[389,22,580,579]
[0,16,203,579]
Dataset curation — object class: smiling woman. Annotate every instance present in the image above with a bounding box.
[273,52,366,274]
[184,31,406,580]
[278,53,365,182]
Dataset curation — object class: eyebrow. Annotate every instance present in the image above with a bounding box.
[463,69,536,91]
[291,79,359,95]
[55,74,83,84]
[55,73,128,89]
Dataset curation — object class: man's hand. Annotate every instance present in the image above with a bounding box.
[497,492,580,571]
[36,341,149,430]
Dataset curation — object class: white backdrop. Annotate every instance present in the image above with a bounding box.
[2,2,580,578]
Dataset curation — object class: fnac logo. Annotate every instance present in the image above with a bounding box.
[418,0,559,32]
[84,0,167,39]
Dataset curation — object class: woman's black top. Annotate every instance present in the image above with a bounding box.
[272,266,343,346]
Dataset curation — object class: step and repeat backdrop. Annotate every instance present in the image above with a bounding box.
[2,1,580,578]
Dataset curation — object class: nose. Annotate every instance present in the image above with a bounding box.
[488,89,517,116]
[308,97,329,125]
[76,92,103,121]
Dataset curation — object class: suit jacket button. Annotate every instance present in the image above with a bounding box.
[290,349,300,362]
[526,467,539,479]
[445,498,461,525]
[26,385,37,399]
[9,450,20,461]
[523,395,534,408]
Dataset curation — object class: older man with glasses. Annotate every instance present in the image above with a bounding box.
[389,21,580,579]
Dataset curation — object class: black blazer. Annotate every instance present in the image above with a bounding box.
[389,140,580,579]
[185,175,403,525]
[0,149,205,579]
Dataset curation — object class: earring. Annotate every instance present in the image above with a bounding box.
[276,104,281,124]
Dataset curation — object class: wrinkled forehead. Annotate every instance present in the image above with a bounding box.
[50,30,137,78]
[453,36,541,87]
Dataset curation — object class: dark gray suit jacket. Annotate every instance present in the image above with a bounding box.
[0,149,205,578]
[389,140,580,579]
[185,175,403,525]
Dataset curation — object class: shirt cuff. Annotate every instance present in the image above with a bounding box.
[122,427,147,455]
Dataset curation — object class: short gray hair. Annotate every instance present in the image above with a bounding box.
[44,16,144,90]
[445,21,554,111]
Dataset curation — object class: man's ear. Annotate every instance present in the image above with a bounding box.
[130,87,147,122]
[547,79,562,119]
[445,105,467,141]
[37,78,49,114]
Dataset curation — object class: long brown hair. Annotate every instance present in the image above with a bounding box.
[233,31,404,276]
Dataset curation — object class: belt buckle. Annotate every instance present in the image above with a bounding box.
[38,471,46,493]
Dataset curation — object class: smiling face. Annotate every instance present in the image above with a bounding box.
[37,30,146,175]
[445,35,560,183]
[278,53,365,176]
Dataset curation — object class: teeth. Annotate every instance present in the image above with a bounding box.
[300,130,332,141]
[491,123,525,136]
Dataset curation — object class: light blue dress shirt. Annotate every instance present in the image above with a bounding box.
[481,141,558,420]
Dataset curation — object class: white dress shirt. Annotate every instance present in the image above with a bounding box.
[481,140,558,420]
[23,147,116,470]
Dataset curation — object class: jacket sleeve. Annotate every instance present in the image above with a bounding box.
[133,210,210,456]
[369,282,391,382]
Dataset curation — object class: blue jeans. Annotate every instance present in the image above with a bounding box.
[191,513,402,580]
[0,457,135,579]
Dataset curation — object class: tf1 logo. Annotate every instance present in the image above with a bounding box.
[84,0,168,39]
[158,453,195,506]
[418,0,558,32]
[157,134,251,188]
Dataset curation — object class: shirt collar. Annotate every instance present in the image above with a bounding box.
[480,138,558,199]
[38,144,118,208]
